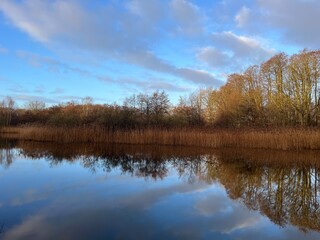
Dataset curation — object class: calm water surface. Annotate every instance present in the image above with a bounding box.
[0,140,320,240]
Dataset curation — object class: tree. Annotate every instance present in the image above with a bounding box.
[0,97,15,126]
[149,90,170,121]
[261,53,290,126]
[287,50,320,126]
[25,100,46,111]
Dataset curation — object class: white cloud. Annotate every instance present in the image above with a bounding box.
[2,94,59,104]
[123,50,222,85]
[2,0,144,52]
[170,0,205,36]
[16,50,95,77]
[121,77,191,93]
[0,0,221,88]
[197,31,275,72]
[212,31,275,59]
[126,0,165,23]
[7,82,30,93]
[197,47,231,70]
[259,0,320,47]
[0,0,163,53]
[50,88,65,95]
[0,0,88,44]
[235,6,250,27]
[16,50,196,94]
[0,46,8,54]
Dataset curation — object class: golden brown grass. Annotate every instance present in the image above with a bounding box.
[2,126,320,150]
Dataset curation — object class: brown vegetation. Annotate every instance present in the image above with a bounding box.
[2,126,320,150]
[2,50,320,129]
[2,50,320,149]
[207,50,320,127]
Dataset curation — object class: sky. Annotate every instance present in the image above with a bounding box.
[0,0,319,107]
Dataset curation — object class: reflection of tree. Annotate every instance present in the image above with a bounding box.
[14,142,215,181]
[2,141,320,232]
[81,155,169,180]
[0,139,17,168]
[211,151,320,232]
[172,155,210,183]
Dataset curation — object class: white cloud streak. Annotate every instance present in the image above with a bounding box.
[0,0,220,87]
[0,46,8,54]
[258,0,320,48]
[170,0,205,36]
[197,31,275,72]
[235,6,250,27]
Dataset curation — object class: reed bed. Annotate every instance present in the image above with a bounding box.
[1,126,320,150]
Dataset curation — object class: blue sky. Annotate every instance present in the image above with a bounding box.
[0,0,319,106]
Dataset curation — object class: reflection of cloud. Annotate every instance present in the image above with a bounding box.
[7,176,100,208]
[3,208,167,240]
[2,152,320,240]
[120,181,209,209]
[3,180,210,240]
[194,191,262,234]
[10,188,48,206]
[194,191,229,216]
[3,215,54,240]
[3,174,320,240]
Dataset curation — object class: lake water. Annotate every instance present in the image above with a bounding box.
[0,140,320,240]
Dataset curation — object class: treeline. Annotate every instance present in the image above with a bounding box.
[0,91,205,129]
[207,49,320,127]
[1,49,320,129]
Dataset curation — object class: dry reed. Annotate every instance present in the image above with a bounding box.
[1,126,320,150]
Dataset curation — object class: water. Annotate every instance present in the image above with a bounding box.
[0,140,320,240]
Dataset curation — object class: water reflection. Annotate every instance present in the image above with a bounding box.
[0,140,320,239]
[0,140,16,168]
[14,141,214,182]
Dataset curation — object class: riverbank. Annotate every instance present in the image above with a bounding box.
[1,126,320,151]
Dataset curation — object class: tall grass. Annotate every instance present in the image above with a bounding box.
[2,126,320,150]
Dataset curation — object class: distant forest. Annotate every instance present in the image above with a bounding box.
[1,49,320,129]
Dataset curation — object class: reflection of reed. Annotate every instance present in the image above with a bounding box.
[215,148,320,168]
[2,141,320,232]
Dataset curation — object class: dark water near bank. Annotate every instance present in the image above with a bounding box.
[1,140,320,239]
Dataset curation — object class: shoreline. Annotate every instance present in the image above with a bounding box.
[2,126,320,151]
